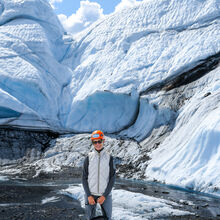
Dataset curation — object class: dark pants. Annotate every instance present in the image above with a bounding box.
[85,194,112,220]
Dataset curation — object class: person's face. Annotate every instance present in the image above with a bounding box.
[92,139,104,151]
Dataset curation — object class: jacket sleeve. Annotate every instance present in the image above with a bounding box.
[103,155,116,198]
[82,156,92,197]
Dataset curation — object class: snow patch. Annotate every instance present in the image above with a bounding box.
[60,184,193,219]
[145,67,220,195]
[0,175,9,181]
[41,196,60,204]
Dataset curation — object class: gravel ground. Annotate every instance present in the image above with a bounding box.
[0,183,85,220]
[0,168,220,220]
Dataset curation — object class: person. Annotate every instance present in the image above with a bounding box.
[82,130,116,220]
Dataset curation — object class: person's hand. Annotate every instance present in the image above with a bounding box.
[97,195,106,205]
[88,196,96,205]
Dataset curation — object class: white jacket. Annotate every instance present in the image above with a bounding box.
[88,149,110,196]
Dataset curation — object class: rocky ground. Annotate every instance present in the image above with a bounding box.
[0,168,220,220]
[0,184,84,220]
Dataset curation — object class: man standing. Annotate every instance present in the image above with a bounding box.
[82,130,116,220]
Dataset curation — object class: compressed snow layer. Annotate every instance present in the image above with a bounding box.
[0,0,72,130]
[119,99,157,141]
[66,91,139,133]
[145,67,220,195]
[60,184,193,219]
[71,0,220,99]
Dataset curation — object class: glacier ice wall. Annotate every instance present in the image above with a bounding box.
[0,0,219,137]
[0,0,72,130]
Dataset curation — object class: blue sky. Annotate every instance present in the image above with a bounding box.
[49,0,143,34]
[53,0,122,16]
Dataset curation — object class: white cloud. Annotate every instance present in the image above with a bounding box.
[114,0,141,13]
[58,0,104,34]
[57,0,145,34]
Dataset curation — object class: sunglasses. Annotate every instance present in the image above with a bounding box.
[92,140,103,144]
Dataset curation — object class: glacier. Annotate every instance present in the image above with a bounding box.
[0,0,220,197]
